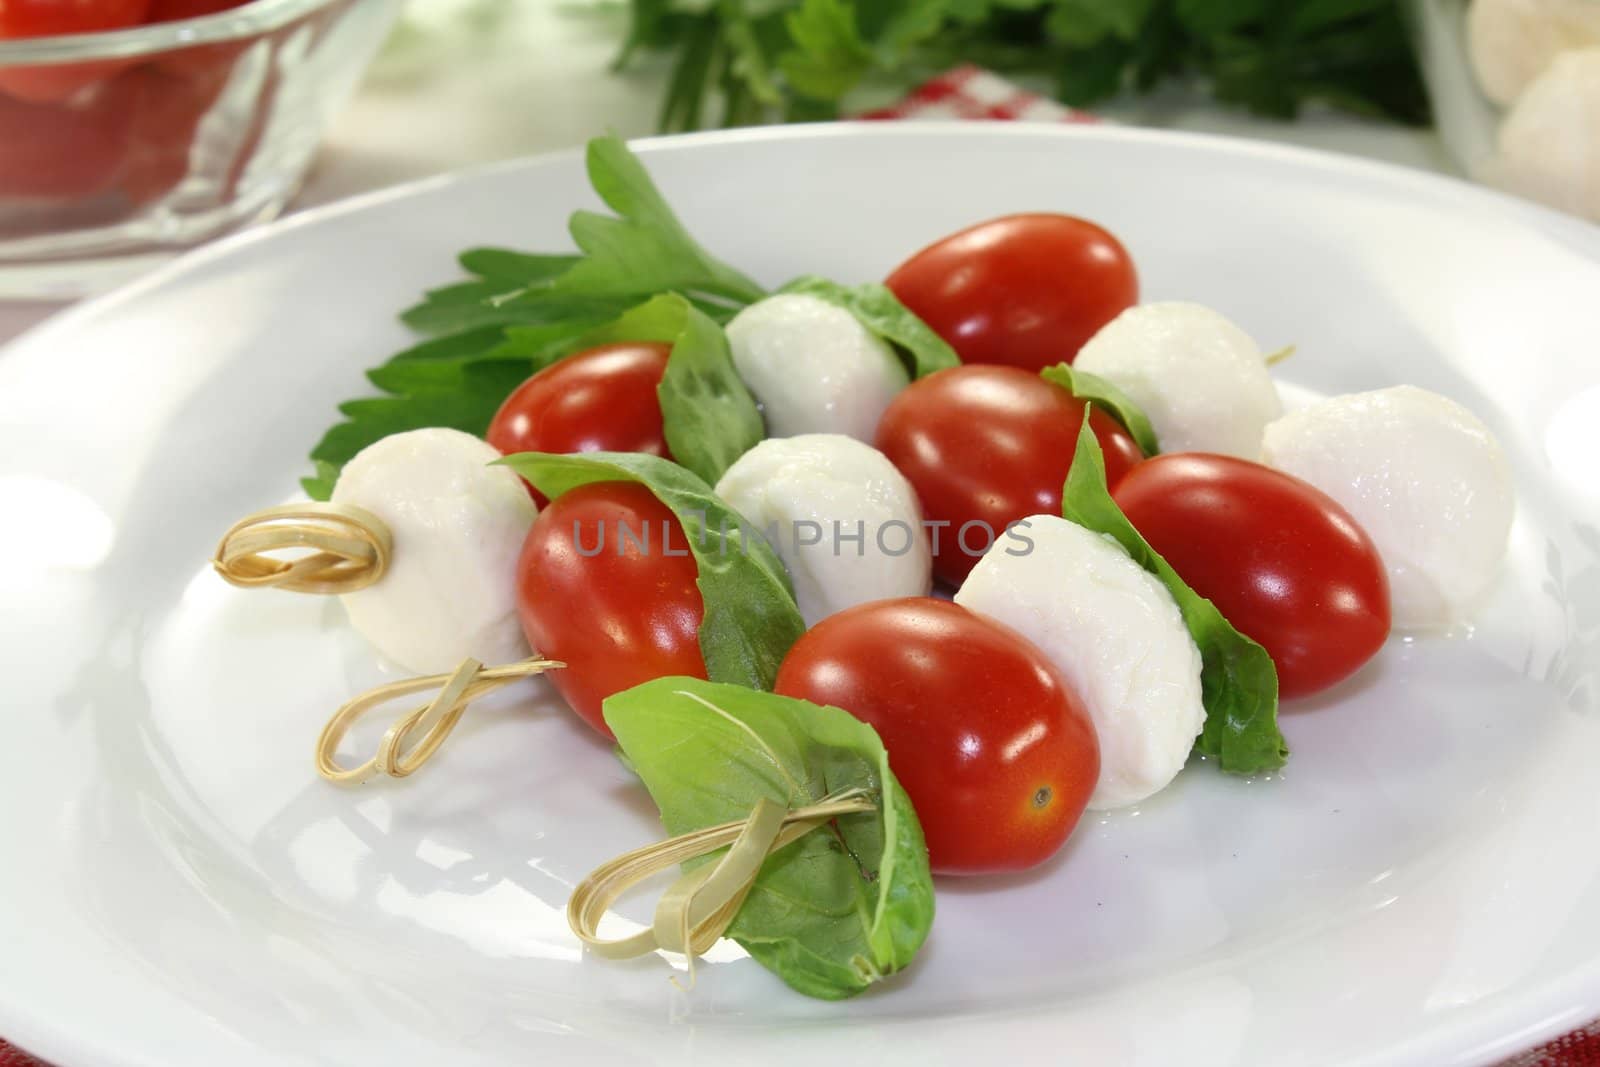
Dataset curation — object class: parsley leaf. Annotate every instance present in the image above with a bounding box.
[302,135,767,499]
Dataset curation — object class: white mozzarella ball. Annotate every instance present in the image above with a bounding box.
[715,434,931,627]
[1260,385,1514,630]
[1467,0,1600,107]
[726,293,910,442]
[332,428,537,673]
[1490,48,1600,221]
[1073,302,1283,458]
[955,515,1205,810]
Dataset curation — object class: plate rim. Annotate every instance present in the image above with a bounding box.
[6,118,1600,366]
[4,120,1600,1067]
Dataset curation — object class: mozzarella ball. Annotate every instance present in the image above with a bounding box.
[714,434,931,627]
[1490,48,1600,221]
[1260,386,1514,630]
[1073,302,1283,458]
[332,428,537,673]
[726,293,910,442]
[955,515,1205,810]
[1467,0,1600,107]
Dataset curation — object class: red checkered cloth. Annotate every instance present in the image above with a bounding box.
[0,1044,41,1067]
[1503,1024,1600,1066]
[0,61,1593,1067]
[856,63,1100,123]
[5,1025,1600,1066]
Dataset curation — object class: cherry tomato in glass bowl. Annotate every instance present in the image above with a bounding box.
[885,213,1138,372]
[145,0,252,20]
[0,0,150,37]
[0,84,133,200]
[118,61,230,206]
[875,364,1145,585]
[145,0,255,79]
[0,0,152,103]
[488,343,673,506]
[1112,453,1391,700]
[515,481,707,739]
[775,597,1099,875]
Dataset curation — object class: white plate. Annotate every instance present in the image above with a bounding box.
[3,124,1599,1067]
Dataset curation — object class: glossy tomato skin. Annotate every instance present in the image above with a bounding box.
[146,0,251,20]
[516,481,707,739]
[885,213,1137,372]
[875,364,1144,585]
[145,0,254,79]
[1113,454,1391,699]
[119,61,230,205]
[0,0,151,102]
[0,0,150,36]
[488,343,672,505]
[774,598,1099,875]
[0,84,133,200]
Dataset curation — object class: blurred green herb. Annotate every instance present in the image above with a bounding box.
[615,0,1427,130]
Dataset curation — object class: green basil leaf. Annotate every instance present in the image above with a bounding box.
[658,303,767,486]
[1061,417,1286,774]
[779,275,960,379]
[1040,362,1161,456]
[497,452,804,691]
[569,292,766,486]
[603,676,934,999]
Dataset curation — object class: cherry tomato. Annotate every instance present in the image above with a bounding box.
[0,0,151,103]
[118,60,229,206]
[145,0,254,80]
[1112,454,1391,699]
[145,0,251,20]
[875,364,1144,585]
[516,481,707,739]
[0,0,150,37]
[488,343,673,506]
[774,598,1098,875]
[0,83,132,199]
[885,213,1138,372]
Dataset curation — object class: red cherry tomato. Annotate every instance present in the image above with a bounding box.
[0,0,151,103]
[0,83,133,199]
[516,481,707,739]
[118,60,230,206]
[0,0,150,36]
[1112,454,1391,699]
[875,364,1144,585]
[488,343,673,506]
[145,0,254,80]
[145,0,251,20]
[774,598,1099,875]
[885,213,1138,372]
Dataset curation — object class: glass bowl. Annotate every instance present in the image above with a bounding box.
[1407,0,1600,223]
[0,0,403,298]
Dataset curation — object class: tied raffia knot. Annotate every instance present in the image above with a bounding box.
[317,656,563,785]
[568,790,876,985]
[212,502,393,595]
